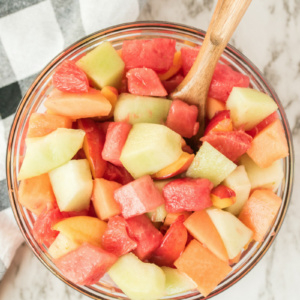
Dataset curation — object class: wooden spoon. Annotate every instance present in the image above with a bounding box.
[171,0,252,145]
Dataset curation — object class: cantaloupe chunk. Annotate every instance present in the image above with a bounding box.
[238,189,282,242]
[184,210,229,262]
[206,97,226,120]
[91,178,122,221]
[174,239,232,297]
[26,113,72,138]
[247,119,289,168]
[18,173,56,215]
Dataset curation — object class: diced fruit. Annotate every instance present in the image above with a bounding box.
[52,60,89,93]
[206,208,253,259]
[147,204,167,223]
[184,210,229,262]
[158,51,182,81]
[126,67,167,97]
[122,38,176,73]
[48,232,81,259]
[223,165,251,216]
[163,178,213,213]
[77,118,107,178]
[100,86,119,118]
[103,162,134,185]
[91,178,122,221]
[164,211,192,227]
[208,63,250,102]
[204,110,232,135]
[153,179,172,192]
[180,47,199,76]
[174,239,232,297]
[186,142,237,186]
[162,266,197,296]
[165,99,199,138]
[151,215,188,267]
[102,122,132,166]
[54,243,117,285]
[26,113,72,138]
[247,119,289,168]
[102,216,137,256]
[126,214,163,260]
[114,175,164,219]
[76,41,125,89]
[120,123,182,178]
[49,159,93,212]
[44,88,112,119]
[18,173,56,215]
[151,152,194,179]
[108,253,165,300]
[211,185,236,209]
[226,87,278,130]
[201,130,252,162]
[240,154,284,191]
[162,74,184,94]
[114,93,172,125]
[52,216,107,247]
[206,97,226,120]
[239,189,282,242]
[18,128,85,180]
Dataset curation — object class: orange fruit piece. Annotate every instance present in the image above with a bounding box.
[158,51,182,81]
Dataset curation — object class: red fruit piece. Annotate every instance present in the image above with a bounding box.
[162,74,184,94]
[102,216,137,257]
[166,99,199,138]
[126,214,163,260]
[122,39,176,73]
[102,122,132,167]
[114,175,165,219]
[151,215,188,267]
[126,68,167,97]
[163,178,213,213]
[180,47,200,76]
[201,130,253,162]
[208,63,250,103]
[54,243,117,285]
[103,162,134,185]
[52,60,89,93]
[204,110,233,136]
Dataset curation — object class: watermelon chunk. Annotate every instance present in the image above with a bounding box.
[54,243,117,285]
[180,47,199,76]
[166,99,199,138]
[102,122,132,166]
[126,214,163,260]
[114,175,165,219]
[103,162,134,185]
[102,216,137,257]
[201,130,253,162]
[208,63,250,102]
[163,178,213,213]
[122,39,176,73]
[162,74,184,94]
[126,68,167,97]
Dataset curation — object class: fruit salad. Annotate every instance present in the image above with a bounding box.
[17,38,289,299]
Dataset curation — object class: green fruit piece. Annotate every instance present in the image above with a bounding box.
[147,204,167,223]
[186,141,236,186]
[161,266,197,296]
[114,93,172,124]
[76,42,124,89]
[108,253,165,300]
[226,87,278,130]
[120,123,182,179]
[18,128,85,180]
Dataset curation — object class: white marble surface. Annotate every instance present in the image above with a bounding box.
[1,0,300,299]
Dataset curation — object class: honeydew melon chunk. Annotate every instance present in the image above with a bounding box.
[226,87,278,130]
[49,159,93,212]
[147,204,167,223]
[76,41,124,89]
[223,165,251,216]
[108,252,165,300]
[18,128,85,180]
[239,154,283,192]
[114,93,172,124]
[120,123,182,179]
[206,208,253,259]
[186,141,237,186]
[161,266,197,296]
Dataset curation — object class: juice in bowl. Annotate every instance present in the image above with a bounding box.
[6,22,294,300]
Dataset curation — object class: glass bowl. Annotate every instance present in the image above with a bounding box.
[6,21,294,299]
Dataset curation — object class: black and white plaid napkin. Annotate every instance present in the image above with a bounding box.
[0,0,145,281]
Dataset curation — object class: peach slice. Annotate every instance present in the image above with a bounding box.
[211,185,236,209]
[164,211,192,227]
[158,51,182,81]
[206,97,226,120]
[101,86,119,118]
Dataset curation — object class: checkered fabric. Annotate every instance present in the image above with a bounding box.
[0,0,144,280]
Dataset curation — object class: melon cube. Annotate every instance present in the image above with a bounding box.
[186,141,237,186]
[226,87,278,130]
[147,204,167,223]
[120,123,182,178]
